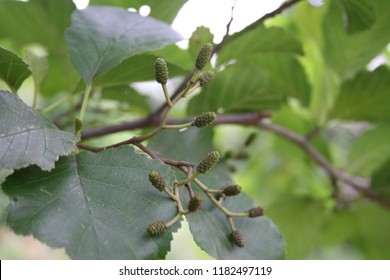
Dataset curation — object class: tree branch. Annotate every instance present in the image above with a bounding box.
[256,121,390,209]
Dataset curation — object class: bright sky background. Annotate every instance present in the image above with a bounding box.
[73,0,285,44]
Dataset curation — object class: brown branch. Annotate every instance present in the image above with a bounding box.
[81,112,271,139]
[256,121,390,209]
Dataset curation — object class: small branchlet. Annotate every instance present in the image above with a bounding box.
[196,151,220,174]
[147,221,167,236]
[195,43,213,70]
[154,58,169,85]
[149,170,167,191]
[192,112,217,128]
[223,185,242,196]
[188,194,203,212]
[231,230,246,247]
[248,206,264,218]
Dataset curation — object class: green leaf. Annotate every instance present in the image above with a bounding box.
[93,54,187,88]
[0,0,78,95]
[90,0,188,23]
[339,0,376,34]
[266,196,326,259]
[149,129,285,259]
[188,63,283,115]
[323,0,390,77]
[241,54,311,106]
[25,48,48,89]
[329,66,390,122]
[186,190,285,259]
[2,146,180,259]
[0,47,31,92]
[0,90,79,172]
[65,6,183,84]
[188,27,215,62]
[321,201,390,259]
[217,26,304,65]
[371,158,390,197]
[101,85,151,113]
[347,124,390,176]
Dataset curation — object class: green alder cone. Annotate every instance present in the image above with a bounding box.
[231,230,246,248]
[223,185,242,196]
[248,207,264,218]
[149,170,167,191]
[196,151,220,174]
[154,58,169,84]
[192,112,217,127]
[199,71,215,86]
[195,43,213,70]
[147,221,167,236]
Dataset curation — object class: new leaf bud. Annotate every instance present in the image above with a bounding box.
[192,112,217,128]
[196,151,220,174]
[154,58,169,84]
[195,43,213,70]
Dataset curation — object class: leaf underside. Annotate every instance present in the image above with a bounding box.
[0,90,79,172]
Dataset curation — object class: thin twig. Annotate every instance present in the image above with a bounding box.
[222,0,238,42]
[213,0,303,54]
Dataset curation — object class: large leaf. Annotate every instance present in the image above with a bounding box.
[0,47,31,92]
[323,0,390,77]
[261,196,326,259]
[321,201,390,259]
[0,0,78,95]
[0,91,79,172]
[371,158,390,197]
[90,0,188,23]
[347,124,390,176]
[329,66,390,122]
[186,189,285,260]
[217,26,304,65]
[241,54,311,106]
[149,129,285,259]
[188,63,283,115]
[339,0,376,34]
[2,146,180,259]
[65,6,183,84]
